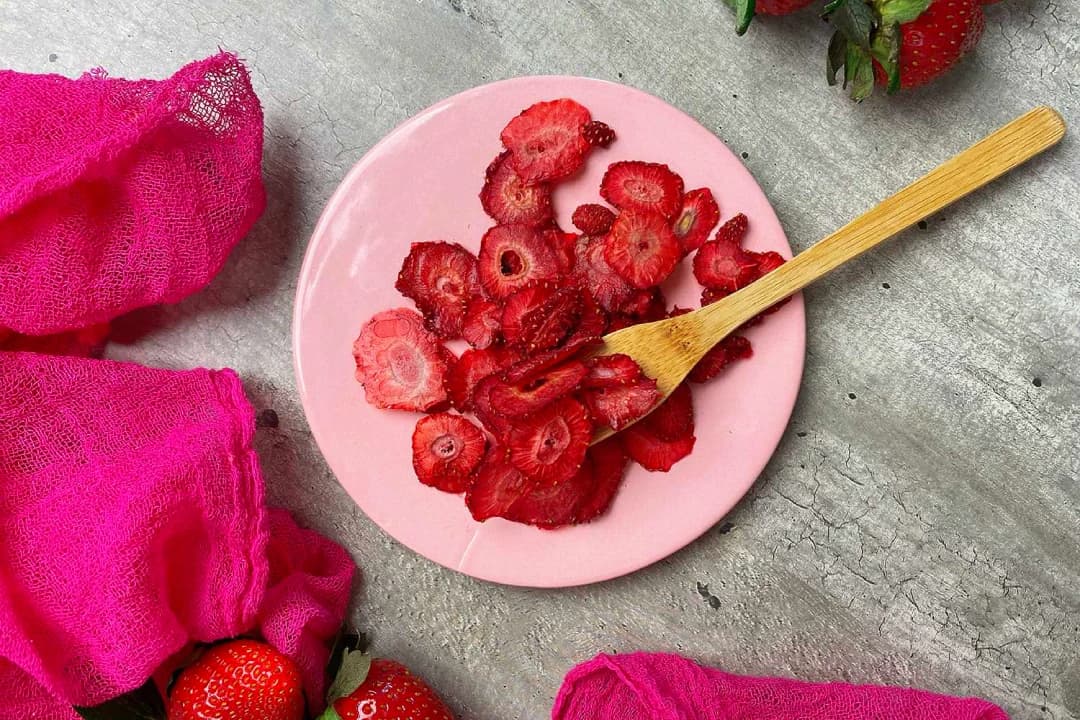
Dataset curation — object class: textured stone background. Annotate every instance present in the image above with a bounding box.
[4,1,1078,717]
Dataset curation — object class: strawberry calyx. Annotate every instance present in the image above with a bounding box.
[320,647,373,719]
[824,0,930,100]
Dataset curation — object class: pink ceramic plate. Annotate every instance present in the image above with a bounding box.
[293,76,804,588]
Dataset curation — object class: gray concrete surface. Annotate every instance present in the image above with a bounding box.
[5,1,1079,717]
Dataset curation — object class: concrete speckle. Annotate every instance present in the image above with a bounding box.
[4,1,1078,718]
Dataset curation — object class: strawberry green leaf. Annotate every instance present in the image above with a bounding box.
[878,0,931,24]
[327,649,372,705]
[844,43,875,101]
[73,680,164,720]
[722,0,756,35]
[871,22,902,93]
[826,31,848,86]
[827,0,875,49]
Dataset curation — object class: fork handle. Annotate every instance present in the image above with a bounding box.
[697,106,1066,339]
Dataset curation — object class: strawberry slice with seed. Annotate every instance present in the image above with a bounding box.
[542,227,580,274]
[395,241,481,338]
[603,209,681,289]
[583,377,662,431]
[574,439,629,523]
[507,397,592,486]
[352,308,451,411]
[447,347,506,411]
[574,235,636,312]
[502,335,596,384]
[478,224,561,299]
[645,382,694,441]
[501,98,592,182]
[472,374,515,439]
[618,287,667,320]
[411,413,487,492]
[461,297,502,349]
[692,214,757,292]
[672,188,720,253]
[488,360,588,417]
[479,151,554,227]
[600,161,685,219]
[583,354,643,388]
[571,203,616,236]
[621,415,695,472]
[582,120,616,149]
[501,285,582,352]
[688,335,753,383]
[466,450,535,522]
[504,458,596,529]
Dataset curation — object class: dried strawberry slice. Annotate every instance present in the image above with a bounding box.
[395,241,481,338]
[688,335,753,383]
[621,420,695,472]
[478,224,561,299]
[573,235,635,312]
[503,458,595,529]
[753,250,786,275]
[644,382,694,441]
[472,374,515,439]
[502,285,582,352]
[461,297,502,349]
[352,308,451,412]
[692,214,756,293]
[571,203,616,236]
[501,98,592,182]
[447,347,505,411]
[582,120,616,149]
[619,287,667,321]
[574,439,628,523]
[502,335,596,384]
[672,188,720,254]
[507,397,592,486]
[542,227,580,274]
[603,209,681,289]
[600,161,685,219]
[488,360,588,417]
[583,377,662,431]
[583,354,643,388]
[479,151,554,227]
[411,413,487,492]
[466,450,535,522]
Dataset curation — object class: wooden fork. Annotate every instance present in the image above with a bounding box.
[591,106,1066,443]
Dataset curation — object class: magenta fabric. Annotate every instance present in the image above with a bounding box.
[0,52,264,336]
[552,653,1010,720]
[0,353,354,719]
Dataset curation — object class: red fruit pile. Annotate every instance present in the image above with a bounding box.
[352,98,787,529]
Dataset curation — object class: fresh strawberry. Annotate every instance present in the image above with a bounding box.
[447,347,505,411]
[603,209,682,289]
[582,120,616,148]
[672,188,720,253]
[412,413,487,492]
[503,458,595,528]
[621,409,696,472]
[572,203,616,235]
[480,151,554,227]
[507,397,592,485]
[502,335,595,384]
[583,377,662,431]
[353,308,450,412]
[826,0,985,100]
[501,98,592,182]
[692,214,757,293]
[500,284,581,351]
[461,297,502,349]
[573,235,636,312]
[600,161,685,219]
[472,374,515,439]
[322,654,453,720]
[477,224,561,299]
[644,382,694,440]
[466,450,534,521]
[689,335,753,383]
[573,439,629,523]
[583,354,643,388]
[488,360,588,417]
[395,241,480,338]
[167,639,303,720]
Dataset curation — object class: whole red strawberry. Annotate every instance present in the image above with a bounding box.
[826,0,985,99]
[320,651,454,720]
[167,639,304,720]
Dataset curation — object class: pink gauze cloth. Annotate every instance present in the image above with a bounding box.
[0,51,264,336]
[552,653,1010,720]
[0,352,355,719]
